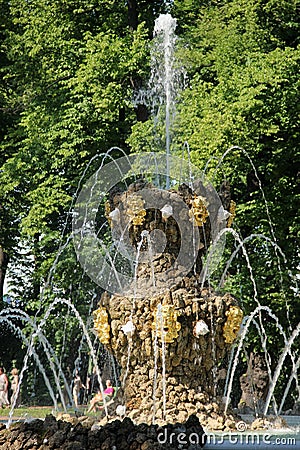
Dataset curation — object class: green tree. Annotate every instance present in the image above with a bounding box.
[0,0,299,406]
[0,0,165,382]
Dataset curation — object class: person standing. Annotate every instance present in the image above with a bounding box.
[87,367,100,399]
[0,367,9,408]
[72,369,85,408]
[10,368,19,407]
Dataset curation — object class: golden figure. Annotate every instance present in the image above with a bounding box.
[189,195,209,227]
[223,305,243,344]
[124,194,146,226]
[227,200,236,228]
[105,200,112,226]
[152,304,181,343]
[93,307,110,345]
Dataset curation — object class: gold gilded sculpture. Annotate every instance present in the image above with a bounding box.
[227,200,236,228]
[223,305,243,344]
[152,304,181,343]
[189,195,209,227]
[124,194,146,226]
[93,306,110,345]
[104,200,112,226]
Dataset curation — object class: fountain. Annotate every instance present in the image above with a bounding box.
[75,167,242,428]
[0,11,299,450]
[70,12,298,434]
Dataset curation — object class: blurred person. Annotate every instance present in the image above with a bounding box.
[10,368,19,407]
[87,367,100,398]
[0,367,9,408]
[72,369,85,408]
[87,379,114,413]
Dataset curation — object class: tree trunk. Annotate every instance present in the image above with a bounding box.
[127,0,138,31]
[33,234,40,301]
[127,0,149,123]
[0,246,9,303]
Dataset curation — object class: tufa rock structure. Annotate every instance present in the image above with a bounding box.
[94,180,242,428]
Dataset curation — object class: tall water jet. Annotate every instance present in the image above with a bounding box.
[153,14,176,189]
[135,14,185,189]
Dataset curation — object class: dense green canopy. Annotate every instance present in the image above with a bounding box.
[0,0,299,406]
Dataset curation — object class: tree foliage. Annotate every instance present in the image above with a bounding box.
[129,0,300,395]
[171,0,300,308]
[0,0,159,384]
[0,0,299,405]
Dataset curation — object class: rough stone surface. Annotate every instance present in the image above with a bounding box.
[0,414,207,449]
[98,181,241,426]
[238,352,269,413]
[103,285,239,426]
[250,416,288,431]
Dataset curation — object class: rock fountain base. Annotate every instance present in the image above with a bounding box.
[102,284,240,429]
[0,414,206,449]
